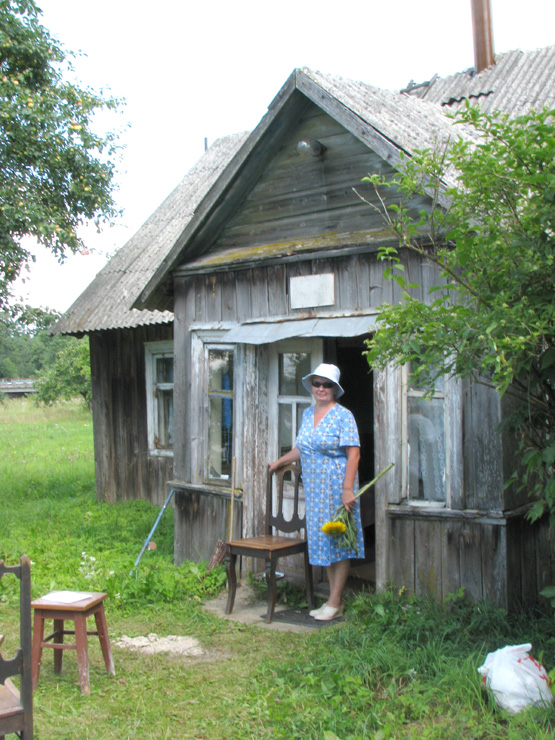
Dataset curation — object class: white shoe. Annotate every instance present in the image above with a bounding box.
[309,603,326,617]
[314,604,344,621]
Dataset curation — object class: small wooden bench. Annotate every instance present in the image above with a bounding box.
[31,591,115,696]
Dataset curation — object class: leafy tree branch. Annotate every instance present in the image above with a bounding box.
[0,0,123,309]
[363,104,555,523]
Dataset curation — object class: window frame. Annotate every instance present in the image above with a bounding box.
[205,343,236,485]
[144,340,174,458]
[401,363,451,507]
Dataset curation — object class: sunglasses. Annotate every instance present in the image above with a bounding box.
[311,380,335,389]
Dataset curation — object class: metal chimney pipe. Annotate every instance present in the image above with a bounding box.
[470,0,495,72]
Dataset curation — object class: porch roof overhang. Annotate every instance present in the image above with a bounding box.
[222,313,377,345]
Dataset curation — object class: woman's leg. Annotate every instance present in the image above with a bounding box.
[325,559,351,607]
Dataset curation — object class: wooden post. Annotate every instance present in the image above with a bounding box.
[228,458,236,541]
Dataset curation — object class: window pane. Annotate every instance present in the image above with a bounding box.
[407,396,445,501]
[209,350,233,391]
[156,389,174,449]
[279,352,311,395]
[278,404,292,458]
[156,357,174,383]
[409,360,444,393]
[209,396,233,479]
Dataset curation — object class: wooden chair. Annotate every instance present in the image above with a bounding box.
[0,556,33,740]
[225,464,314,623]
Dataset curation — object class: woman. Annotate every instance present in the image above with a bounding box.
[269,363,363,621]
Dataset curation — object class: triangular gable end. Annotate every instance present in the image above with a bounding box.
[136,68,461,310]
[179,101,405,274]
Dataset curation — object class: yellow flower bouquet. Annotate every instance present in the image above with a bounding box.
[321,463,394,555]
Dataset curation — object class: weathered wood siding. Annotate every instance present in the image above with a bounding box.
[214,104,398,251]
[90,325,173,505]
[168,102,552,607]
[385,509,555,609]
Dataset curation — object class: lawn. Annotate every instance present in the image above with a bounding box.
[1,398,555,739]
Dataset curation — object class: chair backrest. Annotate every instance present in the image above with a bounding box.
[0,556,33,735]
[266,464,305,536]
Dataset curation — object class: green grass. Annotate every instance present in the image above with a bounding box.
[1,398,555,739]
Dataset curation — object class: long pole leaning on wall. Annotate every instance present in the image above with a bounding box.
[130,488,176,575]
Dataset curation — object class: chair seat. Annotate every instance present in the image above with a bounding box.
[227,535,306,552]
[0,678,22,715]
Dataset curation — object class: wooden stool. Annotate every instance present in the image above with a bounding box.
[31,591,115,695]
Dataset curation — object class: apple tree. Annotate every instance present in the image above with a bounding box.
[0,0,122,310]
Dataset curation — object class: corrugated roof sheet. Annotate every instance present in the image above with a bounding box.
[404,47,555,116]
[51,133,249,335]
[301,68,474,162]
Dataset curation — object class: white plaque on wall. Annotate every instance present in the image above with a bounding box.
[289,273,335,309]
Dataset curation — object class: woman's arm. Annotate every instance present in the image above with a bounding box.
[268,446,301,474]
[342,446,361,511]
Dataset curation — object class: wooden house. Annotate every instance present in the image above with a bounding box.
[54,48,555,609]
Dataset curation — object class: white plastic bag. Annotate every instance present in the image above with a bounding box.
[478,643,553,714]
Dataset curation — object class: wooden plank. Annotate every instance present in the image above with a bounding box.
[353,254,372,310]
[220,271,237,322]
[369,255,391,308]
[480,523,508,608]
[447,377,464,510]
[441,519,462,598]
[234,269,253,322]
[505,518,523,610]
[248,267,270,319]
[458,522,484,602]
[533,516,555,601]
[388,517,415,592]
[335,256,357,311]
[266,264,287,315]
[173,280,190,481]
[414,519,442,599]
[464,379,503,510]
[203,274,221,323]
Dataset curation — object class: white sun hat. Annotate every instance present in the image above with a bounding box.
[302,363,345,398]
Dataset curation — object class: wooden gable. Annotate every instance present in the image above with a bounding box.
[208,102,399,256]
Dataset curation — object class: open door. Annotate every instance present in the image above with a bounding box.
[326,337,375,577]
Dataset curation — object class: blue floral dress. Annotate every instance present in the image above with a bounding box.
[296,404,364,566]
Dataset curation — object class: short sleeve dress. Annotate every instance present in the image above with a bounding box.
[296,404,365,566]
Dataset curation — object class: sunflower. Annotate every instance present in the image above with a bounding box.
[320,463,395,556]
[321,520,347,536]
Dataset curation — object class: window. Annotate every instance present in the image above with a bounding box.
[145,342,174,456]
[269,339,322,460]
[277,351,313,458]
[404,363,446,503]
[207,347,234,482]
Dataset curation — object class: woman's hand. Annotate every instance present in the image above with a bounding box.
[342,447,360,511]
[342,488,356,512]
[268,447,301,474]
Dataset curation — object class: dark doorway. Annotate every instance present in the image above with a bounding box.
[325,336,375,571]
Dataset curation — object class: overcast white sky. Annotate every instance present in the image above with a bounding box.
[13,0,555,312]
